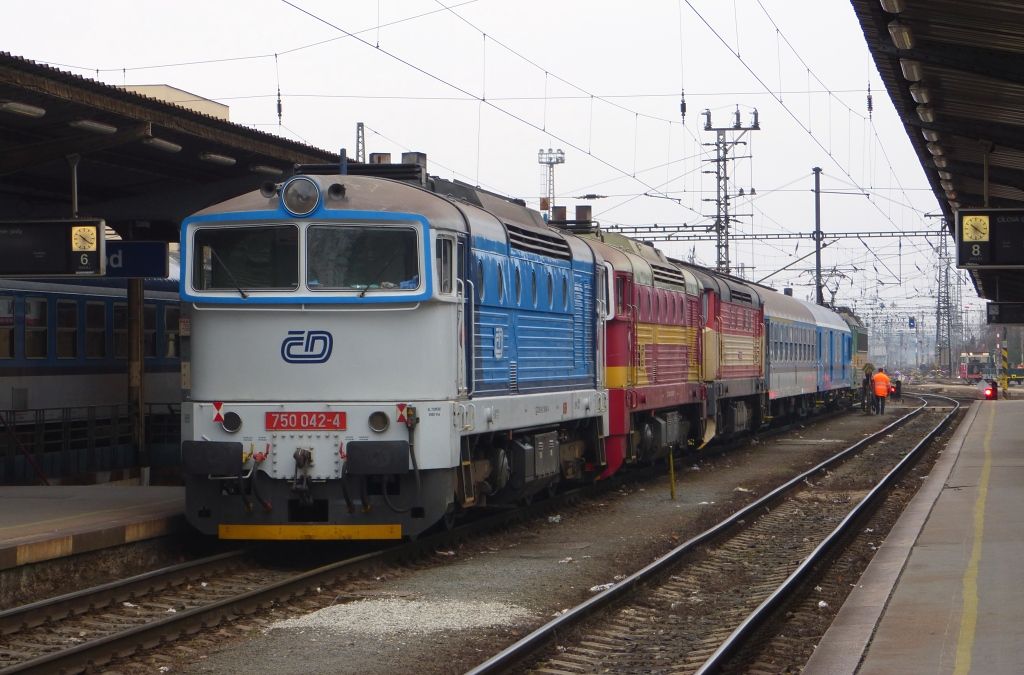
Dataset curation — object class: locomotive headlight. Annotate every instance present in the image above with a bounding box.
[282,176,320,216]
[368,411,390,433]
[222,411,242,433]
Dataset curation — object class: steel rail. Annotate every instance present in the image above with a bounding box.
[694,393,960,673]
[465,398,936,675]
[0,550,245,636]
[0,469,634,675]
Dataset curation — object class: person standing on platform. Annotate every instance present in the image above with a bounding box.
[872,367,892,415]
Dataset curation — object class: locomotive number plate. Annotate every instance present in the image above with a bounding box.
[265,412,347,430]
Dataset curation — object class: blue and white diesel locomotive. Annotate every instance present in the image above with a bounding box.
[180,163,609,539]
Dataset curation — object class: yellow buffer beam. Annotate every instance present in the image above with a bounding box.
[219,524,402,540]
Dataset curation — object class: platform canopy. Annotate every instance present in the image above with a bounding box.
[852,0,1024,301]
[0,52,339,242]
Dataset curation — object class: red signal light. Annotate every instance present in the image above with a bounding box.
[984,387,995,400]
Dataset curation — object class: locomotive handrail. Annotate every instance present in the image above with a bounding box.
[465,279,476,398]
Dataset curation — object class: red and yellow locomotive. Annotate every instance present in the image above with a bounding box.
[584,233,765,476]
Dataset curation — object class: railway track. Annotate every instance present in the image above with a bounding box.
[0,467,640,674]
[0,404,872,674]
[467,395,959,675]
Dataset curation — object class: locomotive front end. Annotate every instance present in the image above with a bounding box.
[179,174,468,540]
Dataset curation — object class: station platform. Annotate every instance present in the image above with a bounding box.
[805,400,1024,674]
[0,485,184,571]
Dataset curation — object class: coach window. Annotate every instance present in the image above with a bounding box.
[165,306,180,357]
[435,236,453,295]
[144,304,157,357]
[497,263,505,302]
[562,273,570,310]
[476,258,485,301]
[57,301,78,358]
[514,266,522,304]
[0,296,12,358]
[531,268,538,307]
[547,271,554,308]
[113,303,128,359]
[25,298,47,359]
[85,302,106,358]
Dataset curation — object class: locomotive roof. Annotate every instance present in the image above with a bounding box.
[191,174,471,234]
[580,231,700,294]
[673,261,761,308]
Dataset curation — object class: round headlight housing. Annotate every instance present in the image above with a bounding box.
[368,411,390,433]
[282,176,320,216]
[222,411,242,433]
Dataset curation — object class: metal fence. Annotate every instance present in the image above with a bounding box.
[0,403,181,485]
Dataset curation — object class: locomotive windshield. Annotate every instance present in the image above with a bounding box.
[306,225,419,291]
[193,225,298,291]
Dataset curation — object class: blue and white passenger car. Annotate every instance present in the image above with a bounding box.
[180,164,608,540]
[762,288,853,418]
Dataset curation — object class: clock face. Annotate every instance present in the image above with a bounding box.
[962,215,990,242]
[71,225,98,252]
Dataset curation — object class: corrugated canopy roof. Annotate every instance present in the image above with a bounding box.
[0,52,338,242]
[851,0,1024,301]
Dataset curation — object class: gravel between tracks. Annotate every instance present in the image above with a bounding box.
[149,402,925,675]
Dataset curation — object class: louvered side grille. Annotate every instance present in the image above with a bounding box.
[652,264,688,287]
[506,224,572,260]
[731,290,753,304]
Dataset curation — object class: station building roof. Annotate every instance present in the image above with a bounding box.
[852,0,1024,301]
[0,52,338,242]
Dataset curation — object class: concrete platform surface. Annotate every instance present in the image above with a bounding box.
[0,486,184,570]
[806,400,1024,674]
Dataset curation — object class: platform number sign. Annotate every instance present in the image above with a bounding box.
[0,219,105,276]
[957,209,1024,268]
[958,213,990,266]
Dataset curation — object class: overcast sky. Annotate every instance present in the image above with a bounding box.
[1,0,984,327]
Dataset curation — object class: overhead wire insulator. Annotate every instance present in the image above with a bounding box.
[867,82,874,120]
[680,89,687,124]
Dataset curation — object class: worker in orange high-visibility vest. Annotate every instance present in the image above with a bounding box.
[872,367,892,415]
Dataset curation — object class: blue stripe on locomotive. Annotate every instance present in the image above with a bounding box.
[471,236,596,396]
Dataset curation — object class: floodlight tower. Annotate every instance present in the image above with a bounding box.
[538,148,565,221]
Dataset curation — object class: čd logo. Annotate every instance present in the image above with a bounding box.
[281,330,333,363]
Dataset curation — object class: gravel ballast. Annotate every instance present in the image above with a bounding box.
[167,402,928,675]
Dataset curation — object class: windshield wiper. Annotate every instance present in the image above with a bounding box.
[209,248,249,299]
[358,250,402,298]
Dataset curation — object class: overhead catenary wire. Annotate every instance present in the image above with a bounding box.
[279,0,706,220]
[41,0,486,75]
[680,0,915,284]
